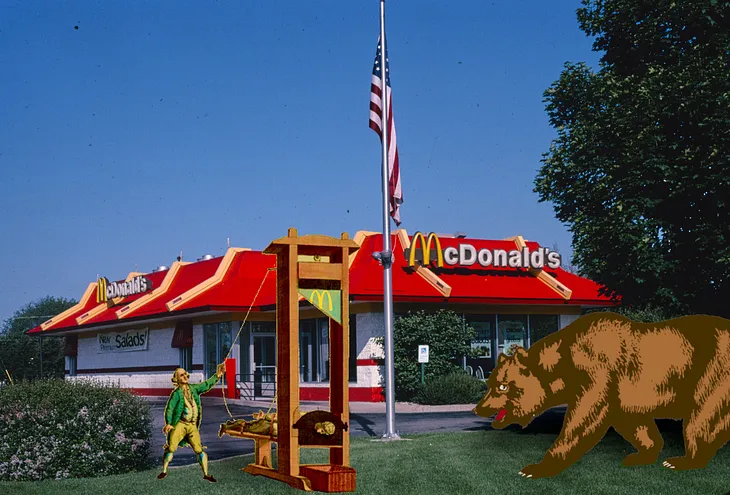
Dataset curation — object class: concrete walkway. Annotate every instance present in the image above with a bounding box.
[233,398,478,413]
[145,397,486,468]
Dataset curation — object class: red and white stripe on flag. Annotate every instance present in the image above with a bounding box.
[369,37,403,226]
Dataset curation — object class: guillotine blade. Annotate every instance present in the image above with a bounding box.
[297,288,342,324]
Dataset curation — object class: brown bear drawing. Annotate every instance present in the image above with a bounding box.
[473,312,730,479]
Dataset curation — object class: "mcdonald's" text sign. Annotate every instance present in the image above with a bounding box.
[96,276,153,304]
[404,232,561,270]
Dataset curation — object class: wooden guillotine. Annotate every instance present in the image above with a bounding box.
[241,228,360,492]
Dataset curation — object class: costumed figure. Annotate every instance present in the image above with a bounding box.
[157,363,225,482]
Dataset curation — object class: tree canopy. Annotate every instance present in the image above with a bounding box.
[535,0,730,317]
[0,296,77,381]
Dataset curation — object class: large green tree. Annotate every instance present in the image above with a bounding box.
[0,296,77,381]
[535,0,730,317]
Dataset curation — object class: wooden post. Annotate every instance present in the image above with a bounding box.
[277,227,301,478]
[330,239,351,466]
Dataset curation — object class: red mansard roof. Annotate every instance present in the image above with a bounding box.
[28,229,616,335]
[125,257,223,318]
[173,251,277,312]
[78,269,171,326]
[349,232,614,305]
[350,233,446,298]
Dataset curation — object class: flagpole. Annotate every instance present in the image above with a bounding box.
[378,0,399,440]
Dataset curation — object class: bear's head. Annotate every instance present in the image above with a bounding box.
[472,347,549,429]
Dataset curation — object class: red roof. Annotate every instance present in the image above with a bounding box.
[34,283,101,332]
[348,233,614,305]
[79,270,171,326]
[174,251,277,312]
[350,233,444,298]
[129,257,223,318]
[28,230,615,335]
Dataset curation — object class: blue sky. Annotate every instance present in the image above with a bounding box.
[0,1,601,323]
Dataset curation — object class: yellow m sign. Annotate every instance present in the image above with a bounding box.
[408,232,444,268]
[298,288,342,324]
[96,277,109,304]
[310,290,333,312]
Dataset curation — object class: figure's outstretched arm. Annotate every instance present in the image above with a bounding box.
[195,363,226,395]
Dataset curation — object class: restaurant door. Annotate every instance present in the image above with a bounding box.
[253,334,276,384]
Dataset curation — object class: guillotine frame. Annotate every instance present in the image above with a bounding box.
[242,228,359,492]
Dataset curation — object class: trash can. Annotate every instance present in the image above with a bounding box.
[254,369,262,398]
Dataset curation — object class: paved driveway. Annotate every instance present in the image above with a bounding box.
[146,398,569,468]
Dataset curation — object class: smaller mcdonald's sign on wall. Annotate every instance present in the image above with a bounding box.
[298,288,342,323]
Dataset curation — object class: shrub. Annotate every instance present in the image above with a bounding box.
[375,310,476,402]
[414,372,487,405]
[0,378,154,481]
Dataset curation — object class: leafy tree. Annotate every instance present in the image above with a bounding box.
[0,296,77,381]
[585,304,678,323]
[535,0,730,317]
[376,310,476,402]
[551,242,579,275]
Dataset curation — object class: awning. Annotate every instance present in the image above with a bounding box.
[64,335,78,357]
[171,320,193,348]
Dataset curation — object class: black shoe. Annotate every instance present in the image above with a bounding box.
[203,475,217,483]
[157,472,167,480]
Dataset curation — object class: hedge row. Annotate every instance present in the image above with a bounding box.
[0,379,154,481]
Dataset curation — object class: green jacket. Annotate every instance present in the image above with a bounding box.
[164,373,220,448]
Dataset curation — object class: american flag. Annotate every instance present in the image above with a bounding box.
[369,36,403,226]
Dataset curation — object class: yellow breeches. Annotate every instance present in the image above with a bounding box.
[166,422,203,454]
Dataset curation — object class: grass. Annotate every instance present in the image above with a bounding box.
[3,430,730,495]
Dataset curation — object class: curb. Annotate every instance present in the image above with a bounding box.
[145,397,479,414]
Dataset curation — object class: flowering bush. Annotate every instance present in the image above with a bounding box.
[0,379,154,481]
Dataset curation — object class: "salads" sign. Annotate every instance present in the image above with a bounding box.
[98,329,149,353]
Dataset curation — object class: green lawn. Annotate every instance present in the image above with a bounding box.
[3,430,729,495]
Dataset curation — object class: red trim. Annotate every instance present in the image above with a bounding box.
[128,387,228,398]
[351,294,617,306]
[122,386,385,402]
[356,359,383,366]
[299,386,384,402]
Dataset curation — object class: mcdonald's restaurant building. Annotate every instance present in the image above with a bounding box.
[28,229,615,402]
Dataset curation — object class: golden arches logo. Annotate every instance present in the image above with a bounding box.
[408,232,444,268]
[96,277,109,304]
[309,290,333,312]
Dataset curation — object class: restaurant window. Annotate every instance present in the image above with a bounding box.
[528,315,559,346]
[204,322,232,384]
[497,314,528,355]
[465,315,495,378]
[297,317,358,384]
[179,347,192,370]
[251,322,276,384]
[64,335,78,377]
[465,315,495,359]
[299,319,317,383]
[66,356,77,376]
